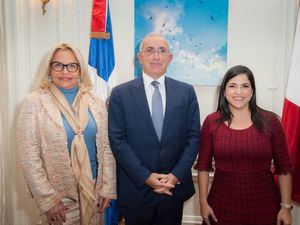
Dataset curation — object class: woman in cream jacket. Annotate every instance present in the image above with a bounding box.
[17,43,116,225]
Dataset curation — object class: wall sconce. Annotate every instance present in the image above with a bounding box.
[41,0,50,15]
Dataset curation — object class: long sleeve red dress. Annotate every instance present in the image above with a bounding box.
[196,111,293,225]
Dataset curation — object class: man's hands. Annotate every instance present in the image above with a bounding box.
[145,173,179,195]
[46,201,67,225]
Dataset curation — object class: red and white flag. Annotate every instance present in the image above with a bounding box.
[282,9,300,204]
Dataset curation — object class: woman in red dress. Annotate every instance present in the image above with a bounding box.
[197,65,293,225]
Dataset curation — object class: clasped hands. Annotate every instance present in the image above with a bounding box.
[145,173,179,195]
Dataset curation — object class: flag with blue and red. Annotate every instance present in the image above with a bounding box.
[88,0,116,101]
[88,0,120,224]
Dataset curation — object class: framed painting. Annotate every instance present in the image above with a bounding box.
[134,0,228,85]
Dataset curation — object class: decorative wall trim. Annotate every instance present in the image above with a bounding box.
[182,215,202,225]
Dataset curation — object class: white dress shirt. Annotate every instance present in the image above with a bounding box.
[142,72,166,117]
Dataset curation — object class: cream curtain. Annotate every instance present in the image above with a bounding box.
[0,116,5,225]
[0,0,6,223]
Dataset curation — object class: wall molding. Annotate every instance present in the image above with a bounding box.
[182,215,202,225]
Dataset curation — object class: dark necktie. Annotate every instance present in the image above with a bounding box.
[151,81,163,140]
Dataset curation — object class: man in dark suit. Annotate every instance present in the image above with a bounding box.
[108,33,200,225]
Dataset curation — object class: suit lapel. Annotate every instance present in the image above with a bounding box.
[130,76,159,141]
[161,77,177,141]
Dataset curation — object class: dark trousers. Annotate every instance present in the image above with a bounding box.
[120,195,184,225]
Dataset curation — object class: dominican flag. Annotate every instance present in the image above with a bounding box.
[88,0,120,224]
[282,9,300,204]
[88,0,116,101]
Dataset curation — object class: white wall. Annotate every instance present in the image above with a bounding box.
[1,0,299,224]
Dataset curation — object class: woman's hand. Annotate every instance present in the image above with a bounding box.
[277,207,292,225]
[98,197,112,214]
[46,201,68,225]
[200,202,217,225]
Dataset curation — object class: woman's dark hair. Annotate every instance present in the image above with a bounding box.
[217,65,266,132]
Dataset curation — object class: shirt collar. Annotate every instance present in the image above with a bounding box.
[142,72,165,87]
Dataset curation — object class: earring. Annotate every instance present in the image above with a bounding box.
[77,77,81,83]
[48,75,52,82]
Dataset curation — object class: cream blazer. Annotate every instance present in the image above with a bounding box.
[17,88,117,222]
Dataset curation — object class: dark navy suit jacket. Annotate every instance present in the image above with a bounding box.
[108,75,200,208]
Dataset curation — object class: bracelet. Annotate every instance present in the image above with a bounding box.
[280,202,293,210]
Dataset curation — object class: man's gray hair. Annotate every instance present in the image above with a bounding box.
[139,33,170,51]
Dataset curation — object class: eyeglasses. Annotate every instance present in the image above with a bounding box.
[141,47,170,56]
[50,62,80,73]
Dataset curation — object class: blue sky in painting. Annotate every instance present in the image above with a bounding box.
[134,0,228,85]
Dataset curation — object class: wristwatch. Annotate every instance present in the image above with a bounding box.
[280,202,293,210]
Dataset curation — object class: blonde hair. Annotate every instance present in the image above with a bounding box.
[36,42,92,90]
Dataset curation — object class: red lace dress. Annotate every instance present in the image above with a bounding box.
[196,111,293,225]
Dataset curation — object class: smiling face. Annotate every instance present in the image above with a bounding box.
[224,74,253,111]
[137,35,173,80]
[50,49,80,89]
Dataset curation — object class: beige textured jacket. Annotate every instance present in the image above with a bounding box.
[17,88,117,225]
